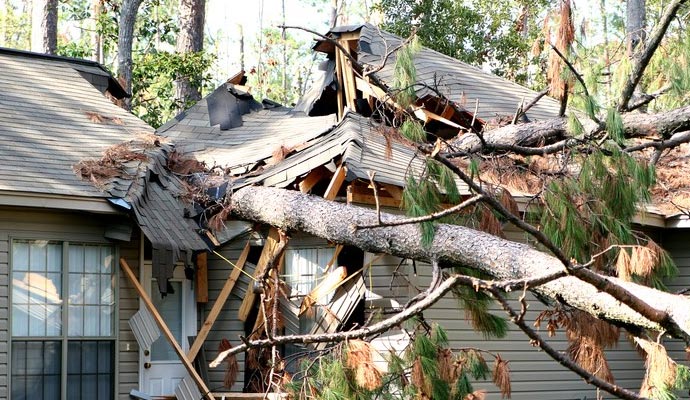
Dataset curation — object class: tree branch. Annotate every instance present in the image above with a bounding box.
[209,270,570,368]
[355,194,486,229]
[618,0,688,112]
[489,288,646,400]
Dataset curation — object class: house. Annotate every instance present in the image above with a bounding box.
[147,24,689,399]
[3,22,689,400]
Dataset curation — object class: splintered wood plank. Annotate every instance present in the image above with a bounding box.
[413,107,462,128]
[119,258,215,400]
[238,228,283,321]
[324,164,347,200]
[298,166,330,194]
[335,48,345,120]
[195,252,209,303]
[188,242,251,361]
[338,39,357,111]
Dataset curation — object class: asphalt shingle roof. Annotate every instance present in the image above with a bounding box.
[0,49,151,198]
[354,24,561,122]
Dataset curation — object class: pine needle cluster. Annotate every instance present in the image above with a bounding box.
[636,338,690,399]
[287,325,511,400]
[538,146,676,284]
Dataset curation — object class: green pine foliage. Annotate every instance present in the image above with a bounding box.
[400,120,426,143]
[392,36,421,108]
[537,146,677,285]
[605,108,625,145]
[451,270,508,339]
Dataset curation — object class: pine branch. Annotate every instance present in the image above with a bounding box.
[432,154,682,342]
[617,0,689,112]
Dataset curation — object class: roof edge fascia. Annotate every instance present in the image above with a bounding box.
[0,190,122,214]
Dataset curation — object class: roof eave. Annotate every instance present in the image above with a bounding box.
[0,190,122,214]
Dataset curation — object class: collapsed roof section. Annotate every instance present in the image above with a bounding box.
[304,23,561,138]
[75,136,210,294]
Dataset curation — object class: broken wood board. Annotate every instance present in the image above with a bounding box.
[310,275,366,350]
[337,39,357,111]
[298,166,330,194]
[119,258,215,400]
[324,164,347,200]
[238,228,285,321]
[195,252,209,303]
[188,242,251,361]
[347,184,401,208]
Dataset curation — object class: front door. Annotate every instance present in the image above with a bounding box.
[140,262,196,396]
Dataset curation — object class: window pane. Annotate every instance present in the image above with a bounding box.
[150,281,182,361]
[69,245,84,273]
[68,244,116,338]
[13,241,64,337]
[13,241,29,271]
[67,341,114,400]
[47,244,62,272]
[68,305,83,337]
[29,242,47,272]
[11,341,61,400]
[85,246,100,273]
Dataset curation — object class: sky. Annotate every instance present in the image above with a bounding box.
[205,0,337,82]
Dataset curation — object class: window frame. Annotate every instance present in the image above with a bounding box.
[8,236,120,400]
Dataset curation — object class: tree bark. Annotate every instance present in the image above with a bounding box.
[117,0,143,111]
[174,0,206,113]
[450,104,690,153]
[31,0,57,54]
[228,186,690,340]
[626,0,646,55]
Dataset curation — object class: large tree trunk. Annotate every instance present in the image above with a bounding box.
[117,0,143,111]
[228,186,690,339]
[31,0,57,54]
[174,0,206,114]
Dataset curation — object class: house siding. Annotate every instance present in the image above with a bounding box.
[0,206,140,400]
[366,224,652,400]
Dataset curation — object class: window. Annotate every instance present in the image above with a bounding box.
[11,240,116,400]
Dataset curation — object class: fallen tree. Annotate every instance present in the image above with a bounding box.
[228,185,690,340]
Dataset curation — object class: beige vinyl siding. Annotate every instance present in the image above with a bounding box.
[656,230,690,371]
[204,225,690,398]
[0,206,141,400]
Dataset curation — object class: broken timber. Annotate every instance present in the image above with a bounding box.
[119,258,215,400]
[238,228,285,321]
[188,242,251,361]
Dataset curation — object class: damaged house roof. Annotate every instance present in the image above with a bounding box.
[0,48,209,294]
[0,48,148,204]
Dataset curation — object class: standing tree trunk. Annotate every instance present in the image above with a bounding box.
[174,0,206,114]
[626,0,646,54]
[31,0,58,54]
[117,0,143,111]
